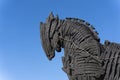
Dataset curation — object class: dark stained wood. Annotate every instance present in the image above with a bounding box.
[40,13,120,80]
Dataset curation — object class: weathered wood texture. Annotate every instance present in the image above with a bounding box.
[40,13,120,80]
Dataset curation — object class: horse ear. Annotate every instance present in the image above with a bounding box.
[46,12,54,23]
[49,12,54,19]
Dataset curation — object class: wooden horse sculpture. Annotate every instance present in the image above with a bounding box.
[40,12,120,80]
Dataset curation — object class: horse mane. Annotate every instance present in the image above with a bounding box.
[65,17,100,41]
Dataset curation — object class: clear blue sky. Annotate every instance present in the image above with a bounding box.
[0,0,120,80]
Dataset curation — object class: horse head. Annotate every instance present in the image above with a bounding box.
[40,12,62,60]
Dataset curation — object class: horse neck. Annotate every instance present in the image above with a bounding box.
[59,20,102,56]
[59,20,96,42]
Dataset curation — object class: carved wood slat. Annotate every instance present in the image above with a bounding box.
[40,13,120,80]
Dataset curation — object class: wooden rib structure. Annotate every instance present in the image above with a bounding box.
[40,13,120,80]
